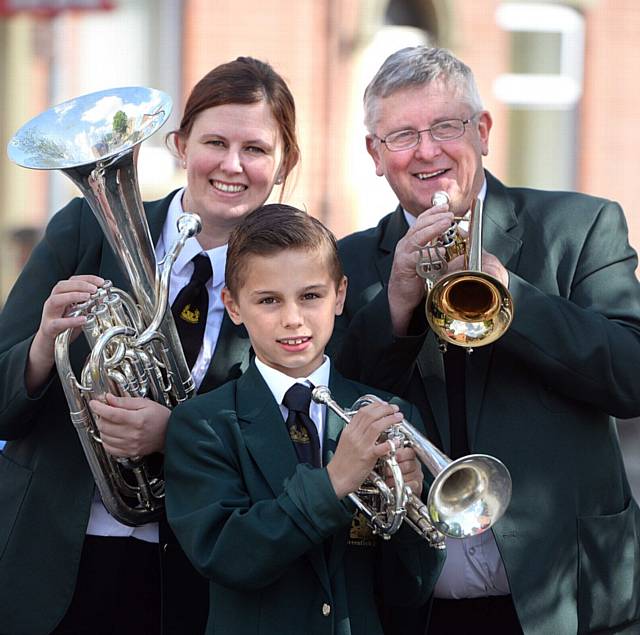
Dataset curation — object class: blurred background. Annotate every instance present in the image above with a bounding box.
[0,0,638,497]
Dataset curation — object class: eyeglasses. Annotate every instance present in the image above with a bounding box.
[378,116,477,152]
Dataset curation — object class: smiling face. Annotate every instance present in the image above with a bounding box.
[175,101,283,247]
[366,81,491,218]
[222,248,347,378]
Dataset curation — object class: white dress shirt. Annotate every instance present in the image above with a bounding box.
[86,189,227,542]
[254,355,331,459]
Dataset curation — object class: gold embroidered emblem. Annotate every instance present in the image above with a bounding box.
[348,511,375,547]
[179,304,200,324]
[289,423,310,444]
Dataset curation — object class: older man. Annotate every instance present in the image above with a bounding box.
[332,46,640,635]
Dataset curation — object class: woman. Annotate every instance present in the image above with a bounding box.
[0,57,300,635]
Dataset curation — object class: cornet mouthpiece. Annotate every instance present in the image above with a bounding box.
[432,191,450,207]
[311,385,332,405]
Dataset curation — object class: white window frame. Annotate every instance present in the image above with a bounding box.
[493,2,585,110]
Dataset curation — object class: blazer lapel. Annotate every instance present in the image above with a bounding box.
[375,205,408,283]
[377,207,452,451]
[417,334,451,453]
[322,373,360,575]
[238,365,333,597]
[483,172,522,271]
[198,312,252,394]
[236,364,300,496]
[465,172,523,449]
[320,372,354,466]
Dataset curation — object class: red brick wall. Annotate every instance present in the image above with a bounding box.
[580,0,640,260]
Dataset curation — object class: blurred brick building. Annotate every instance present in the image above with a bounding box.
[0,0,639,490]
[0,0,639,298]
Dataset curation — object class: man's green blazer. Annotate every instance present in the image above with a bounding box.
[332,171,640,634]
[0,192,252,635]
[165,361,444,635]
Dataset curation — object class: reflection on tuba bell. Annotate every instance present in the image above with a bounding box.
[312,386,512,549]
[417,192,514,350]
[8,87,200,526]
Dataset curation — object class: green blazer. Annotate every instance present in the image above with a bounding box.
[165,362,445,635]
[331,172,640,635]
[0,192,252,635]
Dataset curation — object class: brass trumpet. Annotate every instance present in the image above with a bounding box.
[312,386,512,549]
[417,192,514,350]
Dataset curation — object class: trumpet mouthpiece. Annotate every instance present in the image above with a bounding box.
[432,191,450,207]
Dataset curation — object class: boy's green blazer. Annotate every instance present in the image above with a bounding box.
[165,361,445,635]
[0,192,252,634]
[332,171,640,634]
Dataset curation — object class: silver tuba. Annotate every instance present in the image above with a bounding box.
[312,386,512,549]
[417,192,514,350]
[8,87,200,526]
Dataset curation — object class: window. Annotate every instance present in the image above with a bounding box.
[494,3,585,190]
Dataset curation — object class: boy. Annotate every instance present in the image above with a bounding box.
[164,204,444,635]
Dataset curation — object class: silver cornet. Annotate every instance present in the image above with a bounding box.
[312,386,512,549]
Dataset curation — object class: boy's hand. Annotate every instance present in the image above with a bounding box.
[385,446,424,498]
[327,400,404,499]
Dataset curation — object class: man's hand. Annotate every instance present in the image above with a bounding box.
[388,200,453,335]
[385,446,424,498]
[447,250,509,289]
[327,401,404,499]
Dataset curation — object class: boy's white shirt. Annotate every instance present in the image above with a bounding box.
[255,355,331,457]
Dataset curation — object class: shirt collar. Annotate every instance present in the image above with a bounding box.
[255,356,331,406]
[402,178,487,228]
[162,188,228,288]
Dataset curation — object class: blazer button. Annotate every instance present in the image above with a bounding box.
[322,603,331,617]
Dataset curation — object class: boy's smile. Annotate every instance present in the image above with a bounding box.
[222,248,347,378]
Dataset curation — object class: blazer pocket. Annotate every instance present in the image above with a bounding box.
[577,499,640,633]
[0,453,33,560]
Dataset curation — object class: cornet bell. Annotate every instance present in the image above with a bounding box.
[427,454,512,538]
[312,386,512,548]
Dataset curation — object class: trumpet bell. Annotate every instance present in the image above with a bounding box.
[426,270,513,348]
[428,454,512,538]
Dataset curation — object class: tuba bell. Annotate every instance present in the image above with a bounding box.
[312,386,512,549]
[417,192,514,350]
[7,87,200,526]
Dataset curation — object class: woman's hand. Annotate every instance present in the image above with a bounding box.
[89,394,171,458]
[26,275,104,394]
